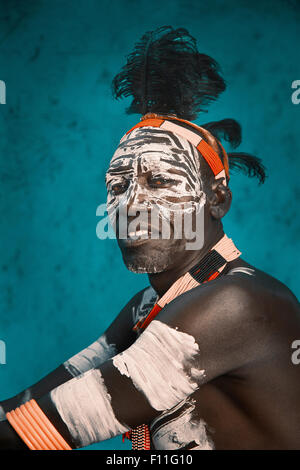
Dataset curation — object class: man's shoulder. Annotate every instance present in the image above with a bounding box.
[224,263,299,315]
[153,266,294,375]
[187,263,300,333]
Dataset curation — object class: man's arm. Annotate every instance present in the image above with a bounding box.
[0,287,153,421]
[0,276,275,449]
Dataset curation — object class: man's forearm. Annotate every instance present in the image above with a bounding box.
[0,332,118,422]
[6,320,203,450]
[63,333,117,377]
[0,364,71,421]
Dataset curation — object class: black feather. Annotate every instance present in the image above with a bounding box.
[201,119,242,148]
[228,152,267,184]
[112,26,226,120]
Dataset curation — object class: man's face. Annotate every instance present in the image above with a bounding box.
[105,128,207,273]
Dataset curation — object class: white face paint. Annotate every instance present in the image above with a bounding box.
[150,398,214,450]
[63,334,117,377]
[112,320,205,411]
[50,369,130,447]
[105,127,207,274]
[106,127,206,218]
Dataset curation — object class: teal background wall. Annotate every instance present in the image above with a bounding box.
[0,0,299,450]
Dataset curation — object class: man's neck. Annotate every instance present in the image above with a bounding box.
[148,226,225,297]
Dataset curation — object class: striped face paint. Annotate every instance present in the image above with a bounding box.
[106,127,205,216]
[105,127,207,273]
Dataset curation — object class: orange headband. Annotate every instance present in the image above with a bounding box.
[123,113,230,184]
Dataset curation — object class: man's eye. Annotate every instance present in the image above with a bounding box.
[110,181,129,195]
[149,177,176,187]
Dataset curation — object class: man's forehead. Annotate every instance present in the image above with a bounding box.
[109,149,175,171]
[108,132,200,173]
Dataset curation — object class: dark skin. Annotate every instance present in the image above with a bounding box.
[0,171,299,450]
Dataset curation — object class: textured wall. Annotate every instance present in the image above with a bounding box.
[0,0,299,450]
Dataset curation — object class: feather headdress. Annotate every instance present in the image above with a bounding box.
[112,26,266,184]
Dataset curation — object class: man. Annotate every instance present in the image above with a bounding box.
[0,26,299,450]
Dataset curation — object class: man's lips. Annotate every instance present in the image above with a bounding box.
[117,218,163,238]
[117,222,167,247]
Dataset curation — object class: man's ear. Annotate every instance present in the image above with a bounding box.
[209,178,232,219]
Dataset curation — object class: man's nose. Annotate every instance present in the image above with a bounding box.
[126,179,150,212]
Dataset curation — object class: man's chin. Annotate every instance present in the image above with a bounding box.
[122,252,171,274]
[119,239,185,274]
[125,260,167,274]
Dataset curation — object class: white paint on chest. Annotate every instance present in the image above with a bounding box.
[112,320,204,411]
[150,398,214,450]
[227,267,255,276]
[50,369,130,447]
[64,334,117,377]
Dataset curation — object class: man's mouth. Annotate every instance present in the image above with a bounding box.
[119,235,150,248]
[128,229,149,239]
[118,222,163,247]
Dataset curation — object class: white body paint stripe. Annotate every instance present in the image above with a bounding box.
[113,320,204,411]
[64,335,117,377]
[50,369,130,447]
[227,267,255,276]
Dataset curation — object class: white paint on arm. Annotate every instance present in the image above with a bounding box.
[63,334,117,377]
[49,320,205,448]
[50,369,130,447]
[113,320,204,411]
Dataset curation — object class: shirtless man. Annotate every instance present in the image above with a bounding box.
[0,26,299,450]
